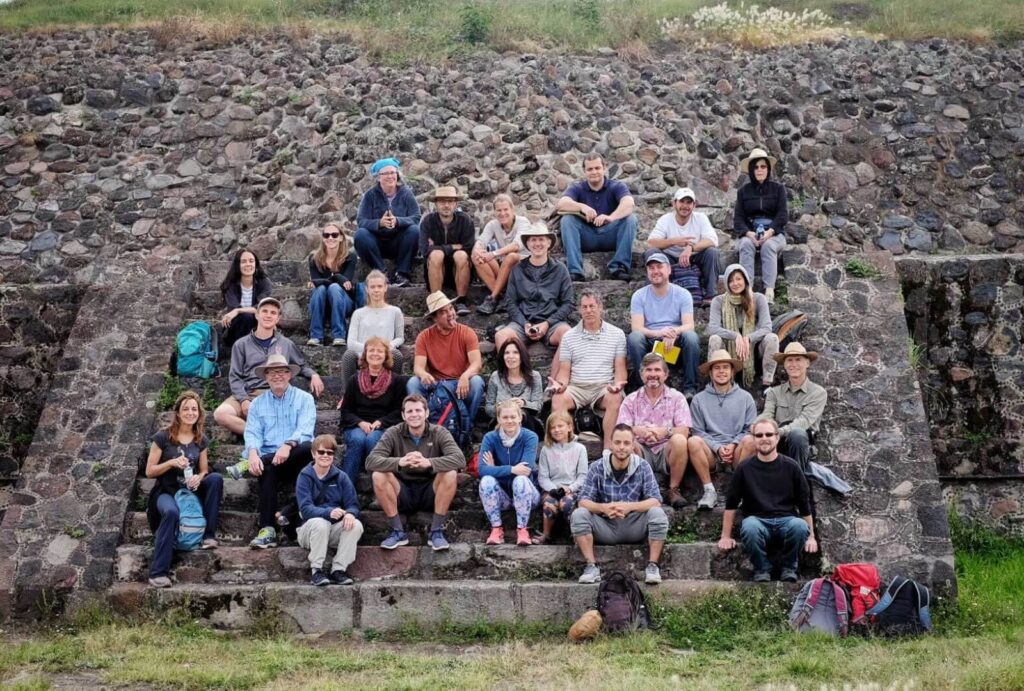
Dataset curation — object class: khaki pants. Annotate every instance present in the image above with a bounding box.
[296,517,364,571]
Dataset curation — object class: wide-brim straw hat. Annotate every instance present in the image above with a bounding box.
[772,341,819,364]
[254,353,300,379]
[519,223,556,243]
[699,348,744,376]
[739,147,778,173]
[429,186,464,202]
[424,290,456,317]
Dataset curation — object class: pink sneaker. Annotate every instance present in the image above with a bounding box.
[516,528,531,546]
[486,527,505,545]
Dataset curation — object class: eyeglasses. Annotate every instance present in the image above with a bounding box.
[265,368,291,376]
[322,232,340,239]
[378,171,398,177]
[753,432,777,438]
[314,449,335,456]
[753,163,769,170]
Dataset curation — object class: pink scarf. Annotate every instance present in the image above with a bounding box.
[358,368,393,399]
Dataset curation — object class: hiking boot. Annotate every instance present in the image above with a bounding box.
[780,569,798,583]
[516,528,532,546]
[330,569,354,586]
[249,527,277,549]
[392,273,411,288]
[570,272,586,283]
[455,299,471,316]
[645,562,662,585]
[486,527,505,545]
[667,487,686,509]
[477,295,498,315]
[331,337,346,347]
[380,529,409,550]
[226,458,249,481]
[752,571,771,583]
[697,487,718,511]
[147,576,172,588]
[610,267,631,282]
[306,337,322,346]
[578,563,601,584]
[428,529,451,551]
[310,568,330,586]
[201,538,219,550]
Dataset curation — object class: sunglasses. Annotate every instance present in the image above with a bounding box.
[322,232,341,239]
[753,432,776,438]
[314,449,335,456]
[753,163,769,170]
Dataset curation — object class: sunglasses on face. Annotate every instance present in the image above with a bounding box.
[754,163,769,170]
[753,432,777,438]
[314,449,335,456]
[322,232,340,239]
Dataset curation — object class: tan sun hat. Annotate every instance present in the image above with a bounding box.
[698,348,744,376]
[739,147,778,174]
[519,223,557,243]
[424,290,456,317]
[568,609,603,642]
[254,353,300,379]
[772,341,819,365]
[429,185,464,202]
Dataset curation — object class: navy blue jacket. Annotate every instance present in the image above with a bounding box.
[733,180,788,237]
[356,184,421,234]
[296,463,361,522]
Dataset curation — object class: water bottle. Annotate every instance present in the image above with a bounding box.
[181,452,193,481]
[755,223,765,241]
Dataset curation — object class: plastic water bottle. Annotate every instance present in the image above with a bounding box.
[755,223,765,241]
[182,454,193,481]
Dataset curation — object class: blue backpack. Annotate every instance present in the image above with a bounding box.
[173,489,206,551]
[428,381,472,447]
[176,321,219,378]
[866,576,932,636]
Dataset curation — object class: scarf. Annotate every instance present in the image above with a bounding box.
[722,294,756,387]
[499,427,520,448]
[358,368,393,399]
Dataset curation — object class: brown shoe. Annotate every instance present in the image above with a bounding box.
[667,487,686,509]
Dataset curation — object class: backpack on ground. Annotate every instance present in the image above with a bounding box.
[173,488,206,552]
[832,562,881,625]
[867,576,932,636]
[176,321,219,378]
[771,310,807,351]
[597,571,651,633]
[428,381,472,447]
[789,577,850,637]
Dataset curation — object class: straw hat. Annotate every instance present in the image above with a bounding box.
[698,348,744,376]
[568,609,603,642]
[429,186,464,202]
[519,224,557,243]
[254,353,300,379]
[739,147,778,173]
[424,291,456,317]
[772,341,819,364]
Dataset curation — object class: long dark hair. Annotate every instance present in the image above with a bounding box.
[747,157,772,185]
[496,337,536,390]
[220,248,267,299]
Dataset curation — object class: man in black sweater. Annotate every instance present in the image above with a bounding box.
[421,186,475,315]
[717,418,817,582]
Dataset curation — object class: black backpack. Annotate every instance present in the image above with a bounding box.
[574,404,602,436]
[866,576,932,636]
[597,571,651,633]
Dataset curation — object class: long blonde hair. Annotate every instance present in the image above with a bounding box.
[543,410,576,446]
[313,224,352,273]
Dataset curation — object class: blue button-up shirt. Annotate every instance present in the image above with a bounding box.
[243,385,316,457]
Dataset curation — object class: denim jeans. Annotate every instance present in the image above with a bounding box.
[309,283,355,341]
[559,214,637,276]
[342,426,384,486]
[354,224,420,276]
[407,375,486,423]
[626,329,700,390]
[150,473,223,578]
[739,515,809,573]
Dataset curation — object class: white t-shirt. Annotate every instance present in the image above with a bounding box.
[648,211,718,257]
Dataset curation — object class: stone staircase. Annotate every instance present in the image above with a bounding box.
[108,253,817,632]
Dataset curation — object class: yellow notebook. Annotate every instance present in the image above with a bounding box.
[652,340,680,365]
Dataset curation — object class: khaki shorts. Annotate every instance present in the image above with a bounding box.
[219,389,268,415]
[565,381,610,409]
[501,320,570,347]
[639,445,668,476]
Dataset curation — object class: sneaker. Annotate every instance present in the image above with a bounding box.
[753,571,771,583]
[330,569,354,585]
[392,273,411,288]
[486,527,505,545]
[331,337,346,347]
[455,299,471,316]
[380,529,409,550]
[201,538,219,550]
[477,295,498,315]
[148,576,172,588]
[306,337,322,346]
[780,569,798,583]
[578,563,601,584]
[610,268,631,282]
[570,272,585,282]
[645,562,662,585]
[764,287,775,303]
[516,528,531,546]
[697,487,718,511]
[667,487,686,509]
[249,527,277,549]
[428,529,450,551]
[226,458,248,481]
[310,568,330,586]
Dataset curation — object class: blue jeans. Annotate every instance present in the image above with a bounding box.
[354,224,420,276]
[407,375,486,423]
[739,515,809,574]
[150,473,223,578]
[560,214,637,276]
[342,426,384,486]
[309,283,357,341]
[626,330,700,390]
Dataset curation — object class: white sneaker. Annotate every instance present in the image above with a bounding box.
[306,337,321,346]
[764,287,775,303]
[697,487,718,511]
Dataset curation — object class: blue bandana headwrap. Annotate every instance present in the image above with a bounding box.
[370,158,401,176]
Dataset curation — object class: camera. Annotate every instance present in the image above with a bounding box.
[548,487,566,500]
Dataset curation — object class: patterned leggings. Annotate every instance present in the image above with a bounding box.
[479,475,540,529]
[542,492,576,520]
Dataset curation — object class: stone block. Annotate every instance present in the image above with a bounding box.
[265,584,356,633]
[358,580,516,631]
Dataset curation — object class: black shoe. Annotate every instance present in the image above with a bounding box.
[570,272,585,282]
[477,295,498,315]
[780,569,798,583]
[455,299,471,316]
[392,273,411,288]
[310,568,330,586]
[610,268,631,282]
[330,569,354,585]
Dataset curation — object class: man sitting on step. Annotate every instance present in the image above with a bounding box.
[717,418,816,583]
[214,297,323,438]
[366,394,466,552]
[421,186,476,316]
[571,424,668,585]
[646,187,722,306]
[757,342,827,471]
[243,353,317,549]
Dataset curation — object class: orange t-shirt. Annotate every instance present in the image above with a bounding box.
[414,323,480,380]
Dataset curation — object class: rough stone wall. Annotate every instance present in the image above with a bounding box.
[0,285,80,482]
[785,249,955,589]
[0,261,194,616]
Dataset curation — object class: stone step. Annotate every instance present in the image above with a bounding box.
[107,578,754,633]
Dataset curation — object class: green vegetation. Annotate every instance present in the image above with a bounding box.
[908,336,926,369]
[1,1,1022,62]
[845,257,884,280]
[961,428,992,449]
[156,373,186,411]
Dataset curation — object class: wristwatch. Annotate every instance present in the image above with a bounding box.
[285,440,297,448]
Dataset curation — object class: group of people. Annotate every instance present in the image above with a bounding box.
[146,146,827,589]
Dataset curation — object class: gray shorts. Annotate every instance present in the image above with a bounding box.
[570,507,669,543]
[639,445,668,476]
[501,320,570,347]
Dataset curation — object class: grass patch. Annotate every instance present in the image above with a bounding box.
[908,336,926,369]
[845,257,884,279]
[156,372,186,411]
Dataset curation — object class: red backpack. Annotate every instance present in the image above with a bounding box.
[832,563,881,624]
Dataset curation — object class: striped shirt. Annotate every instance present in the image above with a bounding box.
[559,320,626,385]
[239,284,254,308]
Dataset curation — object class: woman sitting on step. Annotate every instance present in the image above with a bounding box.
[733,146,788,304]
[219,248,272,349]
[484,337,544,437]
[340,270,405,382]
[144,391,223,588]
[337,336,408,486]
[478,400,541,547]
[533,411,589,545]
[707,263,780,395]
[307,223,363,347]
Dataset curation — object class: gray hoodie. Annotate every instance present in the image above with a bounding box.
[708,263,772,344]
[689,381,757,451]
[228,330,315,401]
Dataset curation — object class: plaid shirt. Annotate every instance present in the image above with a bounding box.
[579,453,663,504]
